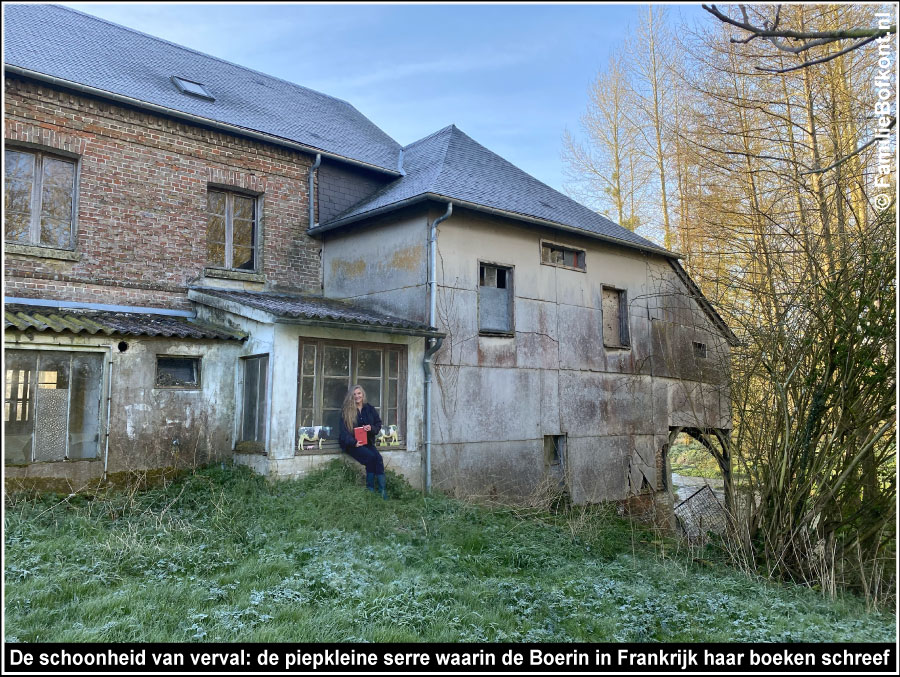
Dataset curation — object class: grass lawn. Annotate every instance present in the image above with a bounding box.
[4,462,894,642]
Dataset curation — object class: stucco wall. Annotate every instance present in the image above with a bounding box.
[428,209,731,504]
[4,330,241,489]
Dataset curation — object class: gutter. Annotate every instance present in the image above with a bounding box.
[272,316,442,339]
[308,154,322,229]
[308,192,679,259]
[423,202,452,494]
[5,65,402,177]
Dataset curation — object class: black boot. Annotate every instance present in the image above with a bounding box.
[376,473,388,500]
[366,472,375,492]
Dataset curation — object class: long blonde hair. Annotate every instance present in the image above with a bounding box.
[341,384,366,432]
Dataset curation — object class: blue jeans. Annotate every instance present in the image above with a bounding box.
[344,443,385,475]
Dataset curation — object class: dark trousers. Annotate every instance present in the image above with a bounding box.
[344,444,385,475]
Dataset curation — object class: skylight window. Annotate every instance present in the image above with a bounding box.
[171,76,214,101]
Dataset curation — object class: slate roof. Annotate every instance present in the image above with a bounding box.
[312,125,674,257]
[189,288,442,337]
[3,4,402,174]
[4,304,246,341]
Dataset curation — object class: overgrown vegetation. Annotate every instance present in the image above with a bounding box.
[565,4,896,605]
[4,462,893,642]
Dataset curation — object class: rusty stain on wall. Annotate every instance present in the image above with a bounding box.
[330,258,366,280]
[388,245,420,272]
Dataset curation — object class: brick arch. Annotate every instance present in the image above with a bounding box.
[4,120,88,156]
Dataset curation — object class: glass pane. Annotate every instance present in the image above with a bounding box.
[301,376,315,409]
[357,349,382,378]
[233,245,254,271]
[387,378,398,410]
[40,217,72,248]
[242,358,259,442]
[302,345,316,376]
[5,151,34,243]
[40,158,74,219]
[387,351,400,379]
[541,245,551,263]
[207,191,226,215]
[387,408,398,429]
[256,356,268,445]
[34,353,69,462]
[323,346,350,377]
[207,214,226,266]
[358,378,380,408]
[233,217,253,249]
[323,378,349,411]
[322,409,341,438]
[298,408,315,428]
[563,250,575,267]
[4,351,36,464]
[156,357,199,387]
[233,195,254,220]
[68,353,102,459]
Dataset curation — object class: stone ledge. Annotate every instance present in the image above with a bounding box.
[6,243,80,261]
[203,268,265,283]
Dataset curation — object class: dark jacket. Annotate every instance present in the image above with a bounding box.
[338,403,382,452]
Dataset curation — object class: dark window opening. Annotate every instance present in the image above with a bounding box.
[156,356,200,388]
[241,355,268,447]
[541,242,586,271]
[693,341,708,359]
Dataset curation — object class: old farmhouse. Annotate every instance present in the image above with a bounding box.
[4,4,737,517]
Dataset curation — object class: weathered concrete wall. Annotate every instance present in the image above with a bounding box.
[322,208,429,323]
[4,329,241,489]
[428,208,731,504]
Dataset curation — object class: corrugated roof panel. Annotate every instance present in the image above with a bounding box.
[3,305,245,341]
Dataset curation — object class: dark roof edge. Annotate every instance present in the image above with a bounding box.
[310,192,679,259]
[272,316,444,339]
[5,64,402,177]
[667,259,740,347]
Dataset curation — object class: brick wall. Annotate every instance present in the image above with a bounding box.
[4,76,323,308]
[317,158,391,225]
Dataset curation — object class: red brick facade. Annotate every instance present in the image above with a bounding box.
[4,76,322,308]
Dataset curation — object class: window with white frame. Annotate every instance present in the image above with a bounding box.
[206,189,258,271]
[4,350,103,464]
[296,340,405,451]
[4,148,78,249]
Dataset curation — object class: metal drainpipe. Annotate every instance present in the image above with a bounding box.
[424,202,452,493]
[102,353,114,482]
[308,154,322,229]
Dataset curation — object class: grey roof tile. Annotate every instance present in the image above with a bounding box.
[315,125,673,256]
[4,4,402,173]
[4,304,245,340]
[190,288,440,335]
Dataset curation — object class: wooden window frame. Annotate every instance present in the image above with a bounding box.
[296,338,407,454]
[477,260,515,337]
[205,187,260,273]
[601,284,631,350]
[239,353,269,449]
[540,239,586,272]
[4,146,79,250]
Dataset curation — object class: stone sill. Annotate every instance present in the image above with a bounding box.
[6,243,80,261]
[295,446,407,456]
[204,267,265,283]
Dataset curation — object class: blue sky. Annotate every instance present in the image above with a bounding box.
[61,2,708,194]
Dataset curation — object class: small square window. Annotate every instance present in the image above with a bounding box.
[693,341,708,359]
[156,356,200,388]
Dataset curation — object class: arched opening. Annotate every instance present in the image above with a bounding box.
[662,426,734,540]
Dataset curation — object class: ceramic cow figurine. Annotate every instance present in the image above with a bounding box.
[376,425,399,447]
[298,425,326,450]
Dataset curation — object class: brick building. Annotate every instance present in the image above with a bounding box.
[4,5,736,511]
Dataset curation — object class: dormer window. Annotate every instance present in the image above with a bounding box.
[171,76,215,101]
